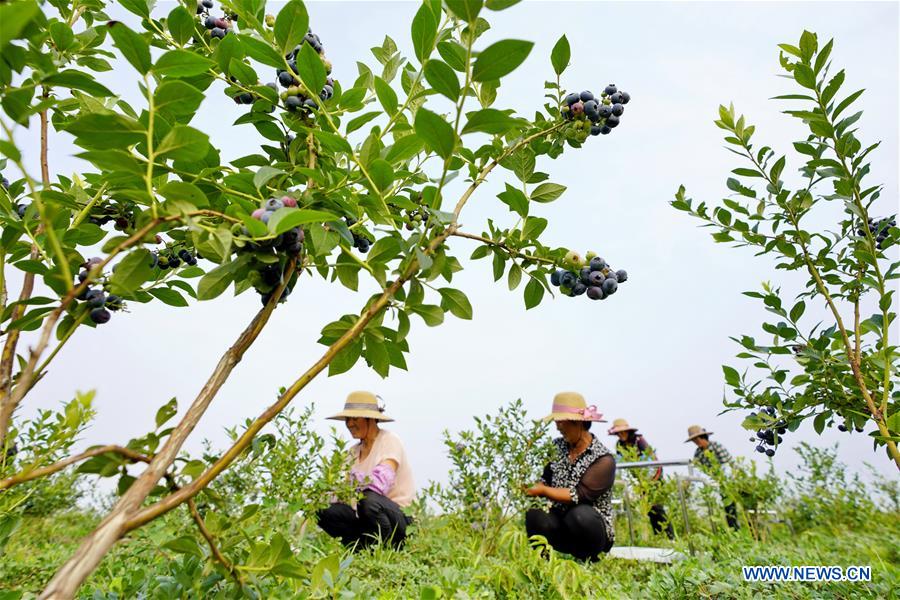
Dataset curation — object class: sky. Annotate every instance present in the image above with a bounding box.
[6,1,899,500]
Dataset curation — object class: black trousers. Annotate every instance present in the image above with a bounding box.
[648,503,674,539]
[724,499,740,530]
[317,490,410,550]
[525,506,613,561]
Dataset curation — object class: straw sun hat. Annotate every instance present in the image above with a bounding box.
[607,418,638,435]
[543,392,606,422]
[684,425,713,442]
[326,391,394,422]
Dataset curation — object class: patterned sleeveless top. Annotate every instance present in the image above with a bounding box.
[545,434,615,543]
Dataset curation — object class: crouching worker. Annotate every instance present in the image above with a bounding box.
[317,391,415,550]
[686,424,741,530]
[523,392,616,561]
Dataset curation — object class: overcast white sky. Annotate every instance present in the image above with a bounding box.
[7,1,899,496]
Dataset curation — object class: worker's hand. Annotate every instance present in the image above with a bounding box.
[524,482,546,497]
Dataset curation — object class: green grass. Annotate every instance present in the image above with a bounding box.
[2,505,897,599]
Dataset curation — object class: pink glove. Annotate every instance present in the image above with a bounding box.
[350,463,396,496]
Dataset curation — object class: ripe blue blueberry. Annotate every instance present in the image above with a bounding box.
[589,271,604,286]
[579,267,592,284]
[589,257,606,271]
[603,84,617,96]
[211,27,226,39]
[615,269,628,283]
[601,278,617,295]
[265,198,285,211]
[598,104,612,118]
[278,71,294,87]
[285,95,302,111]
[755,444,766,453]
[620,91,630,104]
[609,92,623,104]
[586,286,604,300]
[765,449,775,457]
[572,282,587,296]
[579,90,594,102]
[204,16,216,29]
[560,271,577,288]
[550,270,562,286]
[605,115,620,128]
[564,93,579,106]
[90,307,111,324]
[590,125,602,136]
[611,103,624,116]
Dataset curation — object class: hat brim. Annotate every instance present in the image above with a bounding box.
[607,426,638,435]
[327,410,394,422]
[543,413,607,423]
[684,431,712,442]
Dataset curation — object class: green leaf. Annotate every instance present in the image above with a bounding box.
[424,60,460,101]
[197,257,245,300]
[409,304,444,326]
[108,249,154,295]
[550,35,570,76]
[369,159,395,192]
[167,5,194,46]
[414,108,455,159]
[154,50,215,77]
[461,108,525,135]
[107,21,151,75]
[274,0,310,55]
[329,341,363,376]
[153,80,204,118]
[296,42,326,97]
[156,126,210,161]
[437,41,467,71]
[530,182,566,203]
[385,135,424,163]
[438,288,473,319]
[722,365,740,387]
[523,278,543,309]
[269,208,338,235]
[149,288,189,307]
[43,71,113,97]
[239,34,287,68]
[159,181,208,208]
[227,57,257,86]
[789,300,805,322]
[120,0,151,18]
[0,0,39,52]
[472,39,533,82]
[374,76,398,115]
[445,0,483,24]
[507,263,522,290]
[486,0,522,9]
[49,21,75,52]
[411,2,438,63]
[792,64,816,89]
[522,216,547,240]
[833,89,864,120]
[155,398,178,428]
[65,113,145,150]
[254,166,286,189]
[163,536,204,557]
[497,184,528,217]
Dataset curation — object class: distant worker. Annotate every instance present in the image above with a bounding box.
[608,418,674,540]
[317,392,415,549]
[685,424,740,530]
[523,392,616,561]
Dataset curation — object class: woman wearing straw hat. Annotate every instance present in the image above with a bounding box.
[608,418,674,539]
[685,424,740,530]
[522,392,616,561]
[316,391,415,549]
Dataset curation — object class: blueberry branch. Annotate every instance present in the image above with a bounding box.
[0,444,150,491]
[451,231,556,266]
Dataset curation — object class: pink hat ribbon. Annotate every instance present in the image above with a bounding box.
[553,403,604,421]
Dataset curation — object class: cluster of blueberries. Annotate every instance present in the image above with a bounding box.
[277,30,334,113]
[242,196,306,305]
[76,258,125,325]
[550,252,627,301]
[837,422,865,434]
[197,0,233,39]
[87,203,134,231]
[344,217,371,253]
[560,84,630,137]
[750,407,786,457]
[858,215,896,250]
[150,247,198,270]
[404,207,430,231]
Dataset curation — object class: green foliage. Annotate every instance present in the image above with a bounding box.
[671,31,900,465]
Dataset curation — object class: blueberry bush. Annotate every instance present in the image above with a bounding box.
[0,0,637,594]
[672,31,900,469]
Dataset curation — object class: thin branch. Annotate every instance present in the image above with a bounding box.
[0,445,149,491]
[451,231,556,266]
[187,497,244,587]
